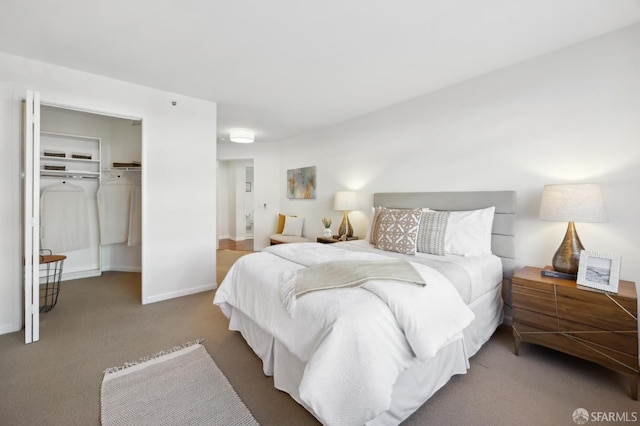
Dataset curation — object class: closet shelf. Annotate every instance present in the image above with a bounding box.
[40,170,100,179]
[41,156,99,164]
[40,131,101,178]
[105,167,141,172]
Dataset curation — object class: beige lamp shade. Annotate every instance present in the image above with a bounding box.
[539,183,607,223]
[333,191,357,211]
[539,183,607,275]
[334,191,357,238]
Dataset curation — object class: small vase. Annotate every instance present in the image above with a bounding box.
[323,228,332,238]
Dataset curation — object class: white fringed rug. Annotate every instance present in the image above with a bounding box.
[101,341,259,426]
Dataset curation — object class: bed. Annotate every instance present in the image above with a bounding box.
[214,191,516,425]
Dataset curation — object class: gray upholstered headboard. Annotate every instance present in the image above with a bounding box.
[372,191,517,279]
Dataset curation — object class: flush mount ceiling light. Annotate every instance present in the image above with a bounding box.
[229,128,255,143]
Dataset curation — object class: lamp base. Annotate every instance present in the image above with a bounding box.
[338,210,353,238]
[551,222,584,275]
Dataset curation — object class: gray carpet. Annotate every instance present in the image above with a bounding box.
[0,254,638,426]
[101,342,258,426]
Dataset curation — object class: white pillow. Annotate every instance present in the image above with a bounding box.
[444,206,495,256]
[282,216,304,237]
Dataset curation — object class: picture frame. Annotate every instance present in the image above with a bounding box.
[577,250,621,293]
[246,182,251,192]
[286,166,316,199]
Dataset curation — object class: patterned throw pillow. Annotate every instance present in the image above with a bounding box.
[416,210,450,255]
[372,208,422,255]
[368,206,383,242]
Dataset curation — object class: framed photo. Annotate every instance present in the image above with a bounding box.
[246,182,251,192]
[286,166,316,199]
[577,250,621,293]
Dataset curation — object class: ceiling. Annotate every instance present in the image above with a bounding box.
[1,0,639,144]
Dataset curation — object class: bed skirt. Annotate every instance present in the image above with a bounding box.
[228,284,502,425]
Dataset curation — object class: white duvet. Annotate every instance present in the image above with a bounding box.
[213,243,474,426]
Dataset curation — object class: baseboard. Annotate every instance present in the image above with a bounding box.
[101,265,142,273]
[142,282,217,305]
[0,322,21,335]
[62,269,102,281]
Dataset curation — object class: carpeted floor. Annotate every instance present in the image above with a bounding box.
[0,250,637,426]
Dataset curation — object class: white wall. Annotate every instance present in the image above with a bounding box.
[278,24,640,285]
[218,143,281,250]
[0,52,217,335]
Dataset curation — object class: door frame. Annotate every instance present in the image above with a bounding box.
[23,90,40,343]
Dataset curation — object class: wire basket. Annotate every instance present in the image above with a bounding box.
[39,249,65,313]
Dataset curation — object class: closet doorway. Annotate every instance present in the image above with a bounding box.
[39,105,142,278]
[40,105,142,277]
[24,100,142,342]
[217,159,254,249]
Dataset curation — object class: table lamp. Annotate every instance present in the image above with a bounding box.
[539,183,607,275]
[334,191,357,238]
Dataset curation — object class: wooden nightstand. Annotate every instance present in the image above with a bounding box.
[316,236,360,244]
[317,237,340,244]
[512,266,638,399]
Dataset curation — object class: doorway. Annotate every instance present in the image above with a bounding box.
[39,105,142,278]
[245,166,254,237]
[217,159,254,249]
[23,99,142,343]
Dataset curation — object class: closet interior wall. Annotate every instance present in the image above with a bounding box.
[40,106,142,280]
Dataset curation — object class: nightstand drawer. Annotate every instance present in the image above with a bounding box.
[558,318,638,356]
[514,323,638,375]
[513,307,560,330]
[556,286,637,332]
[512,284,557,317]
[512,279,554,295]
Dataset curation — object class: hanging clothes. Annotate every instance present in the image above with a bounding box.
[127,183,142,246]
[97,179,134,245]
[40,182,90,253]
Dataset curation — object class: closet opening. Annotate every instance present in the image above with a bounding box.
[37,104,142,301]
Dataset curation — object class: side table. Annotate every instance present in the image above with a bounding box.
[512,266,638,399]
[317,236,359,244]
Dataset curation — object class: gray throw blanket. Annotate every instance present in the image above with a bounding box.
[280,259,426,314]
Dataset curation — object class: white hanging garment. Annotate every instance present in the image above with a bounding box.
[40,182,90,253]
[97,179,134,245]
[127,183,142,246]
